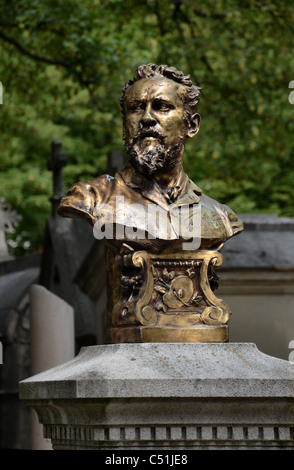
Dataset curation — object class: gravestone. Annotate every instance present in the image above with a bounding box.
[0,199,35,449]
[220,214,294,360]
[29,285,75,450]
[0,254,40,449]
[40,140,98,348]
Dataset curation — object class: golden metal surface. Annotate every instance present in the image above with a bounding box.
[105,249,231,343]
[58,63,243,343]
[106,325,228,344]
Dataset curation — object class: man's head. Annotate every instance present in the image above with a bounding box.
[120,64,201,176]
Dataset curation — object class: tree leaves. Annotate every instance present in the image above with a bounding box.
[0,0,293,254]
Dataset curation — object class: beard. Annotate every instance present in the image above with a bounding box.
[125,132,185,176]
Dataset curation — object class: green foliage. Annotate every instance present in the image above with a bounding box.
[0,0,294,254]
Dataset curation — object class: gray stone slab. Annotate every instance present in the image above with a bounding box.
[19,342,294,449]
[20,342,294,400]
[221,214,294,269]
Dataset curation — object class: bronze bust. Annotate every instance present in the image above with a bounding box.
[58,64,243,343]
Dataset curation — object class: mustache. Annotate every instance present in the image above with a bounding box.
[130,127,167,145]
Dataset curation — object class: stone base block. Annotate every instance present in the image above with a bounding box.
[19,343,294,450]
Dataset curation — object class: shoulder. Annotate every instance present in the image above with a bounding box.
[58,174,115,225]
[199,193,244,246]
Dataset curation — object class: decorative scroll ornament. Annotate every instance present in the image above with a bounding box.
[107,248,231,343]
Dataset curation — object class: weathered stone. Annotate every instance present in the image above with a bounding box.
[0,258,40,450]
[221,214,294,269]
[30,284,75,375]
[29,284,75,450]
[19,342,294,449]
[39,215,97,344]
[219,214,294,360]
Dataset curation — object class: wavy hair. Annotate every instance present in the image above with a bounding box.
[120,63,201,123]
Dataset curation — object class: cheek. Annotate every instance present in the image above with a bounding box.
[164,116,185,138]
[125,117,139,138]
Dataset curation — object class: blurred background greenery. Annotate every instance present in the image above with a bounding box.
[0,0,293,255]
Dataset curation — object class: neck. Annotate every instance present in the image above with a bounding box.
[152,161,182,189]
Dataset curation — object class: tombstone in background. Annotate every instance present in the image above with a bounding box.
[39,143,127,347]
[29,285,75,450]
[218,214,294,360]
[0,199,36,449]
[39,140,97,349]
[20,63,294,450]
[0,143,124,449]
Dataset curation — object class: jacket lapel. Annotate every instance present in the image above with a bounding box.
[119,162,202,209]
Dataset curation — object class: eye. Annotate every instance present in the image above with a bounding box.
[153,100,174,112]
[128,101,145,113]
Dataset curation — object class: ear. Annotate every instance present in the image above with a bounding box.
[187,113,200,138]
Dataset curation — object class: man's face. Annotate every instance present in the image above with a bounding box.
[123,76,191,175]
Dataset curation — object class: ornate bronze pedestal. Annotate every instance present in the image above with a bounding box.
[106,246,230,343]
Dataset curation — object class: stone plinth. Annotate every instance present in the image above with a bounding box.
[19,343,294,450]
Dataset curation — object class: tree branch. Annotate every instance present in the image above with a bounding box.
[193,8,226,19]
[0,30,96,87]
[36,17,57,29]
[154,0,167,36]
[0,30,69,67]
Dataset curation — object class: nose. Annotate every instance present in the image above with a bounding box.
[140,104,156,127]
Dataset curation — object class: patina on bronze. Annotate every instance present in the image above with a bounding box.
[58,64,243,343]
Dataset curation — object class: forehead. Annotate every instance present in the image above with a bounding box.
[125,76,185,105]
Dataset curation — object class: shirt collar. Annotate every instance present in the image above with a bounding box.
[118,161,202,207]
